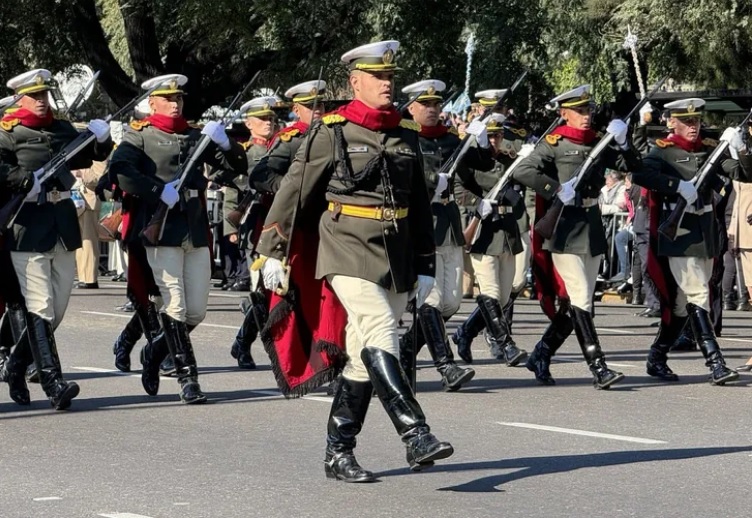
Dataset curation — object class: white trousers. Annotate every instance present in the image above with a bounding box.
[470,252,516,305]
[11,243,76,329]
[424,244,463,317]
[146,243,211,326]
[551,252,602,311]
[667,256,712,316]
[328,275,407,382]
[512,230,531,294]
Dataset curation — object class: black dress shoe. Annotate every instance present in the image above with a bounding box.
[75,282,99,289]
[735,364,752,372]
[229,280,251,292]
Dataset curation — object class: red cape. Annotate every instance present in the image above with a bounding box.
[645,191,679,326]
[260,230,347,398]
[531,195,568,319]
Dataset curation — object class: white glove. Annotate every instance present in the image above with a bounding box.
[87,119,111,143]
[677,180,697,204]
[607,119,629,148]
[466,119,489,148]
[159,179,180,209]
[23,175,41,202]
[720,127,744,160]
[410,275,435,307]
[201,121,231,151]
[478,199,497,220]
[517,143,535,158]
[556,178,576,205]
[261,257,286,292]
[639,102,653,126]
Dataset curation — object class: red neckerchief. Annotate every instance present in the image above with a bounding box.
[551,124,597,145]
[267,120,309,149]
[250,136,268,147]
[666,133,703,152]
[335,100,401,131]
[145,113,190,134]
[3,108,54,128]
[419,123,449,139]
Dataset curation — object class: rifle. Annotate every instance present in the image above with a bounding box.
[0,84,160,234]
[658,108,752,241]
[439,70,528,183]
[462,117,563,248]
[534,75,668,240]
[140,70,261,246]
[65,70,101,119]
[0,94,22,117]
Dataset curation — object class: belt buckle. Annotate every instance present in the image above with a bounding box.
[49,190,61,204]
[382,207,395,221]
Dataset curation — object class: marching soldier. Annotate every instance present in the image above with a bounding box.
[397,78,493,390]
[0,69,113,409]
[631,98,748,385]
[250,80,326,195]
[222,95,277,369]
[511,85,636,389]
[109,74,248,404]
[257,40,453,482]
[456,111,530,366]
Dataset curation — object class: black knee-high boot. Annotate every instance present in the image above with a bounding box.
[159,313,207,404]
[138,302,170,396]
[324,377,375,482]
[418,304,475,391]
[25,313,80,410]
[113,311,143,372]
[569,306,624,389]
[1,303,32,405]
[360,347,454,471]
[476,295,527,366]
[526,303,573,385]
[451,307,484,364]
[230,290,267,369]
[687,303,739,385]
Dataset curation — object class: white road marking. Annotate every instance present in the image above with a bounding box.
[597,327,638,335]
[80,311,237,329]
[71,366,172,381]
[99,514,155,518]
[497,422,666,444]
[552,358,634,368]
[32,497,62,501]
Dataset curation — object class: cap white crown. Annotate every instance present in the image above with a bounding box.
[341,40,400,64]
[140,74,188,91]
[284,80,327,100]
[6,68,52,90]
[401,79,446,95]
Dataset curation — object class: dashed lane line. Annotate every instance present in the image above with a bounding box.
[497,421,667,444]
[80,311,237,330]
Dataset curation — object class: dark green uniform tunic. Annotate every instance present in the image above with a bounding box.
[512,131,640,256]
[250,124,307,195]
[109,120,247,247]
[631,138,745,258]
[257,115,435,293]
[417,127,493,247]
[0,117,113,252]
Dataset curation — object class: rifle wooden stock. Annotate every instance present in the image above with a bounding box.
[141,204,169,246]
[462,216,481,250]
[657,196,687,241]
[533,197,564,240]
[227,191,253,228]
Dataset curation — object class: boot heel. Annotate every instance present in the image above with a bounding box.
[324,462,336,479]
[52,382,80,410]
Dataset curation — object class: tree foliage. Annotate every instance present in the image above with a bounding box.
[1,0,752,118]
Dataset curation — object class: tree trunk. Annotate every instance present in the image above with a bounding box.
[117,0,164,83]
[69,0,138,107]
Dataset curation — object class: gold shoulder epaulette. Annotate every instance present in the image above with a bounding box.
[189,123,201,130]
[322,114,346,125]
[279,128,300,142]
[129,120,151,131]
[545,134,562,145]
[656,138,674,148]
[0,118,20,131]
[510,127,527,137]
[448,127,459,136]
[399,119,420,131]
[702,138,718,148]
[241,141,252,151]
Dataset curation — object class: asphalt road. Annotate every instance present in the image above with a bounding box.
[2,281,752,518]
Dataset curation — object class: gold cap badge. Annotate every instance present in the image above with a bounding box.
[35,74,44,86]
[383,48,395,65]
[426,86,436,95]
[687,103,696,114]
[262,102,271,110]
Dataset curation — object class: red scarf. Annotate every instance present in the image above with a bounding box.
[667,133,703,153]
[145,113,189,134]
[250,136,268,147]
[3,108,54,128]
[551,124,597,145]
[419,123,449,139]
[268,120,309,149]
[335,100,401,131]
